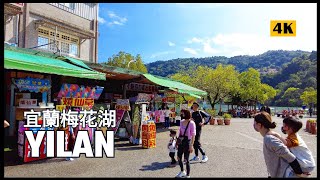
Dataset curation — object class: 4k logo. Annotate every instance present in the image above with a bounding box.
[270,20,296,37]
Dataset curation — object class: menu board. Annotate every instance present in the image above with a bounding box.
[115,99,131,111]
[15,78,51,93]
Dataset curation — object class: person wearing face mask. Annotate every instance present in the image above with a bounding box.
[175,109,196,178]
[253,112,307,178]
[269,116,315,177]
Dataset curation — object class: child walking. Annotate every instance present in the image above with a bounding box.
[168,130,177,167]
[270,116,316,177]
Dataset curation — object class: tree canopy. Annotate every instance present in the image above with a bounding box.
[103,51,148,73]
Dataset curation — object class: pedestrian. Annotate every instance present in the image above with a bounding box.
[167,129,177,167]
[269,116,315,176]
[253,112,307,178]
[190,102,208,163]
[175,109,196,178]
[308,107,313,117]
[260,105,266,112]
[66,124,76,161]
[59,122,75,161]
[164,106,171,129]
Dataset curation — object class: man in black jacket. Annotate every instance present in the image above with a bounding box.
[190,102,208,163]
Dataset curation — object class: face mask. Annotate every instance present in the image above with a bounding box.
[281,127,287,134]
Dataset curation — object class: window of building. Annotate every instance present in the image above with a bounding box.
[37,36,49,49]
[37,27,79,57]
[59,3,75,10]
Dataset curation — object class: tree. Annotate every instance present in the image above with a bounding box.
[170,64,240,111]
[104,51,148,73]
[238,68,276,108]
[238,68,261,103]
[257,84,277,104]
[300,87,317,107]
[281,87,302,106]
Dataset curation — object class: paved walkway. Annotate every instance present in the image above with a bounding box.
[4,116,317,177]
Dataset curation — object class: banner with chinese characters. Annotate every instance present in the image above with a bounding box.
[15,77,51,93]
[61,97,94,107]
[154,110,165,123]
[57,84,104,100]
[136,93,152,103]
[17,120,54,163]
[115,99,131,111]
[125,83,157,93]
[19,99,37,107]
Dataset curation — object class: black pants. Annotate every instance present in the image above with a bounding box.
[165,117,170,128]
[193,131,205,156]
[177,143,190,176]
[169,152,177,164]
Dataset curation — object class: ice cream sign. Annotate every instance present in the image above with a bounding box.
[57,84,104,100]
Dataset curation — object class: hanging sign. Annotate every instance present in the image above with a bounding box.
[125,83,157,93]
[136,93,152,103]
[19,99,37,107]
[57,84,104,100]
[61,97,94,107]
[115,99,131,111]
[15,78,51,93]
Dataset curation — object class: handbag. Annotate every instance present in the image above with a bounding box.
[176,121,190,146]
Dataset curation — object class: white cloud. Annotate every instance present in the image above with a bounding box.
[150,51,174,58]
[203,42,219,54]
[184,48,198,55]
[168,41,176,47]
[187,37,203,44]
[97,16,106,24]
[107,11,127,26]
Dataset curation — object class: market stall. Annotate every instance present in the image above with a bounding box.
[56,83,104,152]
[14,77,54,163]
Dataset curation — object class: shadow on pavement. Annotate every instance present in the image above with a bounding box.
[139,161,170,171]
[115,142,145,151]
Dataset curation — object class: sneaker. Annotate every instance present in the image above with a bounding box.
[176,171,186,178]
[201,155,208,163]
[66,157,74,161]
[190,156,200,162]
[185,175,191,178]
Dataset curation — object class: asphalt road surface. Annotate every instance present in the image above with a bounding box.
[4,116,317,178]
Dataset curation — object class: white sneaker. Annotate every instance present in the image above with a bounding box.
[185,175,191,178]
[176,171,187,178]
[66,157,74,161]
[201,155,208,163]
[190,156,200,162]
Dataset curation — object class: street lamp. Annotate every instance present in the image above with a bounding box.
[127,59,136,68]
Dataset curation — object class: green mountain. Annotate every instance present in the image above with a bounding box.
[146,50,317,107]
[146,50,310,77]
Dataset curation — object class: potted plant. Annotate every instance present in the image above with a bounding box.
[206,109,216,125]
[306,119,311,132]
[309,120,317,134]
[216,116,224,125]
[223,113,232,125]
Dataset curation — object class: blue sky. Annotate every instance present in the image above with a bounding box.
[97,3,317,64]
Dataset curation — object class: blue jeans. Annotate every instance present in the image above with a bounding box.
[165,117,170,128]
